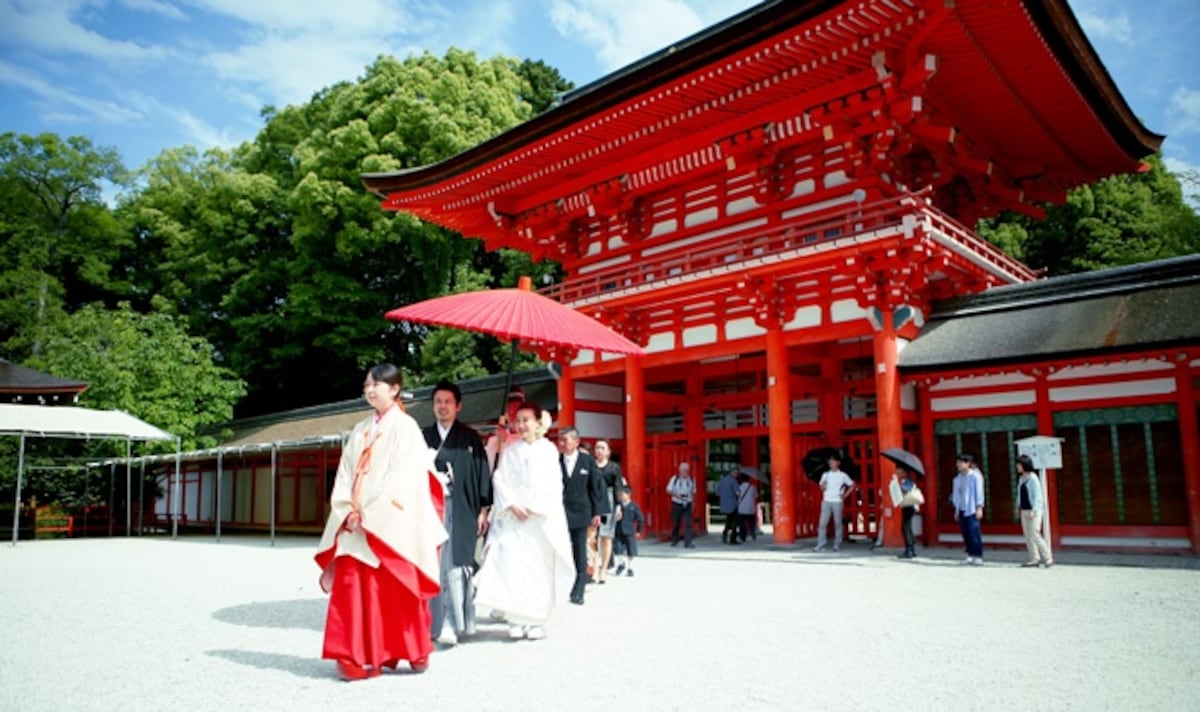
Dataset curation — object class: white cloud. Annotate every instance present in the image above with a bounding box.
[444,1,517,59]
[184,0,421,37]
[0,58,143,123]
[0,0,169,61]
[548,0,708,72]
[203,33,378,108]
[1167,86,1200,136]
[119,0,187,20]
[1076,9,1133,45]
[187,0,447,108]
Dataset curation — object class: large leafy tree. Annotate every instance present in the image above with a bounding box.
[1,303,245,505]
[978,155,1200,275]
[123,49,567,414]
[26,303,245,451]
[0,133,128,357]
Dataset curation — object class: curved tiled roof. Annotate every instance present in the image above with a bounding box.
[898,255,1200,370]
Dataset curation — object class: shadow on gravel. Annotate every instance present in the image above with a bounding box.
[206,649,331,679]
[213,598,325,631]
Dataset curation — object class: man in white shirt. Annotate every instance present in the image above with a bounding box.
[667,462,696,548]
[815,453,855,552]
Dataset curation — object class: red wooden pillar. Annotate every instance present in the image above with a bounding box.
[1034,368,1062,549]
[873,308,903,547]
[558,363,576,427]
[1175,358,1200,552]
[625,356,647,519]
[767,327,796,543]
[917,382,937,546]
[685,375,705,535]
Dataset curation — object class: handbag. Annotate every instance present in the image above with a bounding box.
[899,486,925,507]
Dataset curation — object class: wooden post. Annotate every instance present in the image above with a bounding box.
[558,363,576,427]
[1034,368,1062,549]
[873,308,904,547]
[1175,358,1200,553]
[624,356,647,519]
[917,382,937,546]
[767,327,796,543]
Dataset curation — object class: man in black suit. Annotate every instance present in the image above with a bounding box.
[423,380,491,645]
[558,426,603,605]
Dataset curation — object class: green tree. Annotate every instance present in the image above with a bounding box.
[26,303,245,451]
[979,155,1200,275]
[124,50,550,414]
[516,58,575,115]
[0,133,129,357]
[1,303,244,506]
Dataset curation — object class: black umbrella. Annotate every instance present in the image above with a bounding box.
[738,465,768,483]
[881,447,925,477]
[801,447,860,482]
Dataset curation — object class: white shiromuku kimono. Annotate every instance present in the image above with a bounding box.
[473,436,574,626]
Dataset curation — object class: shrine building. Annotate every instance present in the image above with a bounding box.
[359,0,1199,551]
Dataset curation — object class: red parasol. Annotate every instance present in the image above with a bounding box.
[386,276,644,414]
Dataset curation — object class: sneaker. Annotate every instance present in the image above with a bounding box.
[971,558,984,566]
[1043,560,1055,568]
[508,625,525,639]
[1021,561,1041,568]
[832,545,840,552]
[525,626,546,640]
[614,563,625,576]
[813,545,826,552]
[960,556,974,565]
[489,609,506,621]
[626,568,634,577]
[436,624,458,646]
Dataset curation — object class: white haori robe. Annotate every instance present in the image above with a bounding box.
[474,436,574,626]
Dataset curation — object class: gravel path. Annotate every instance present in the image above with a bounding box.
[1,536,1197,711]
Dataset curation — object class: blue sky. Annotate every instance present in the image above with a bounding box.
[1,0,1198,191]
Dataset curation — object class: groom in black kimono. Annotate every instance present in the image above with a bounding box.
[424,380,491,646]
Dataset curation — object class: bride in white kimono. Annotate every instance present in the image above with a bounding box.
[473,401,574,640]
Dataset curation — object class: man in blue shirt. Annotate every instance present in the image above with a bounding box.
[717,469,740,544]
[950,453,986,565]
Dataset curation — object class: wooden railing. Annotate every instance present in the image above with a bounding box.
[541,193,1035,305]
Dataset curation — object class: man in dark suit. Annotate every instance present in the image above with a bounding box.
[423,380,491,645]
[558,426,603,605]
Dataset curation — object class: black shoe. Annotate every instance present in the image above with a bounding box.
[569,595,584,605]
[626,569,634,577]
[614,564,625,575]
[684,543,695,548]
[584,575,596,584]
[670,541,678,547]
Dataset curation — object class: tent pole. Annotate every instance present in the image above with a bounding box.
[108,462,115,537]
[125,440,132,537]
[270,443,277,548]
[11,434,26,546]
[138,460,145,535]
[216,450,223,544]
[172,437,181,540]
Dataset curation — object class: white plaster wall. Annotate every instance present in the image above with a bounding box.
[576,411,624,440]
[576,382,623,403]
[930,371,1037,391]
[1049,379,1176,403]
[1048,359,1173,381]
[930,390,1037,412]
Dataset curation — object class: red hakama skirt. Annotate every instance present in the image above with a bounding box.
[320,534,434,669]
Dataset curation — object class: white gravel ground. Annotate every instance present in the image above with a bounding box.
[1,536,1197,712]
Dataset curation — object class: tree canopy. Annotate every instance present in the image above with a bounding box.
[977,156,1200,275]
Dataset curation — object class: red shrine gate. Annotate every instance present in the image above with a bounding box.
[363,1,1166,547]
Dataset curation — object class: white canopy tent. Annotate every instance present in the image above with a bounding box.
[0,404,179,546]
